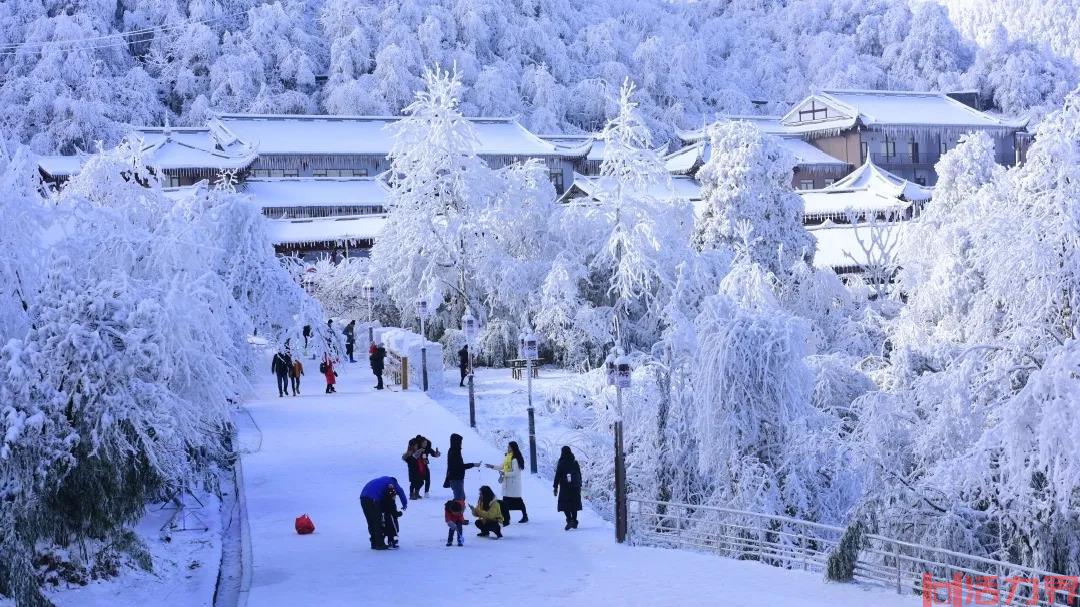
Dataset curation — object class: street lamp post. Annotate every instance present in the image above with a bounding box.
[463,311,478,428]
[523,329,539,474]
[362,279,374,345]
[611,350,631,544]
[416,297,430,392]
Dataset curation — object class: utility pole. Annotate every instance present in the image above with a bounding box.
[608,350,631,543]
[523,330,539,474]
[463,311,478,428]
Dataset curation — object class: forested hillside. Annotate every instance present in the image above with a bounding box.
[1,0,1075,154]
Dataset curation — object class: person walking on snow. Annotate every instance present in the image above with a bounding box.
[443,433,479,501]
[360,476,407,550]
[289,356,304,396]
[370,341,387,390]
[486,441,528,524]
[272,350,292,398]
[554,446,583,530]
[457,344,470,387]
[471,485,503,539]
[344,320,356,363]
[321,353,337,394]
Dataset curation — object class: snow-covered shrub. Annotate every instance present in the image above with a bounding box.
[0,141,318,605]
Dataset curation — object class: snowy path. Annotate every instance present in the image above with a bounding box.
[238,363,919,607]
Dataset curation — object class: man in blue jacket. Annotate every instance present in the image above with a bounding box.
[360,476,407,550]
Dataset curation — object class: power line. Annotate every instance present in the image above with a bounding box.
[0,7,251,55]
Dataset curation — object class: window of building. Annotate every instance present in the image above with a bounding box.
[549,169,565,194]
[914,171,927,186]
[797,100,829,122]
[283,170,299,177]
[823,178,836,186]
[860,142,868,163]
[798,179,816,190]
[939,141,948,155]
[313,169,328,177]
[909,140,919,163]
[250,169,271,178]
[884,140,896,158]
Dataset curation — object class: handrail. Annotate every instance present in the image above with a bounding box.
[628,497,1075,607]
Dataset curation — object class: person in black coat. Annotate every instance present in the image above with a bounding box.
[457,345,470,387]
[344,320,356,363]
[370,342,387,390]
[271,350,292,397]
[443,433,479,501]
[402,439,423,500]
[553,445,583,530]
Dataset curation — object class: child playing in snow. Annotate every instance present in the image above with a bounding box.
[381,486,403,549]
[444,499,466,547]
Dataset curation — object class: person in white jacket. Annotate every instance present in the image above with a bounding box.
[486,441,528,524]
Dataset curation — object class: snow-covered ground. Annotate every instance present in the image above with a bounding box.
[237,360,920,606]
[0,491,224,607]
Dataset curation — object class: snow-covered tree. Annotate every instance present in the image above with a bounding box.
[369,66,497,323]
[693,121,815,277]
[854,88,1080,570]
[580,79,693,348]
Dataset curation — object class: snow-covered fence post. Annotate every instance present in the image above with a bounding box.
[613,352,632,544]
[463,311,478,428]
[523,329,539,474]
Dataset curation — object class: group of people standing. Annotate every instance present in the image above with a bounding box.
[361,432,584,551]
[274,318,392,397]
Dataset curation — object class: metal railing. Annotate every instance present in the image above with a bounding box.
[629,498,1077,606]
[869,152,942,166]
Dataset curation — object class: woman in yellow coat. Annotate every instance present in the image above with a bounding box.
[471,485,503,539]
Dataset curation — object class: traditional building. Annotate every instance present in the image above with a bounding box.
[777,89,1026,185]
[803,160,931,277]
[666,120,853,190]
[38,113,594,259]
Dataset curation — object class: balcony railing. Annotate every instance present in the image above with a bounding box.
[869,152,941,166]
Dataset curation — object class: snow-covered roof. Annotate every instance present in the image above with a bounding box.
[677,115,788,142]
[810,222,908,271]
[37,155,87,177]
[128,126,258,172]
[243,177,388,208]
[664,138,848,176]
[214,114,582,158]
[267,215,386,245]
[560,173,703,205]
[538,134,597,159]
[800,159,931,217]
[780,90,1027,137]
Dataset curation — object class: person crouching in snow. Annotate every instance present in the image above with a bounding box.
[321,353,337,394]
[471,485,503,539]
[444,499,466,547]
[360,476,407,550]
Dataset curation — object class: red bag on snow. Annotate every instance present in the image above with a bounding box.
[295,514,315,535]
